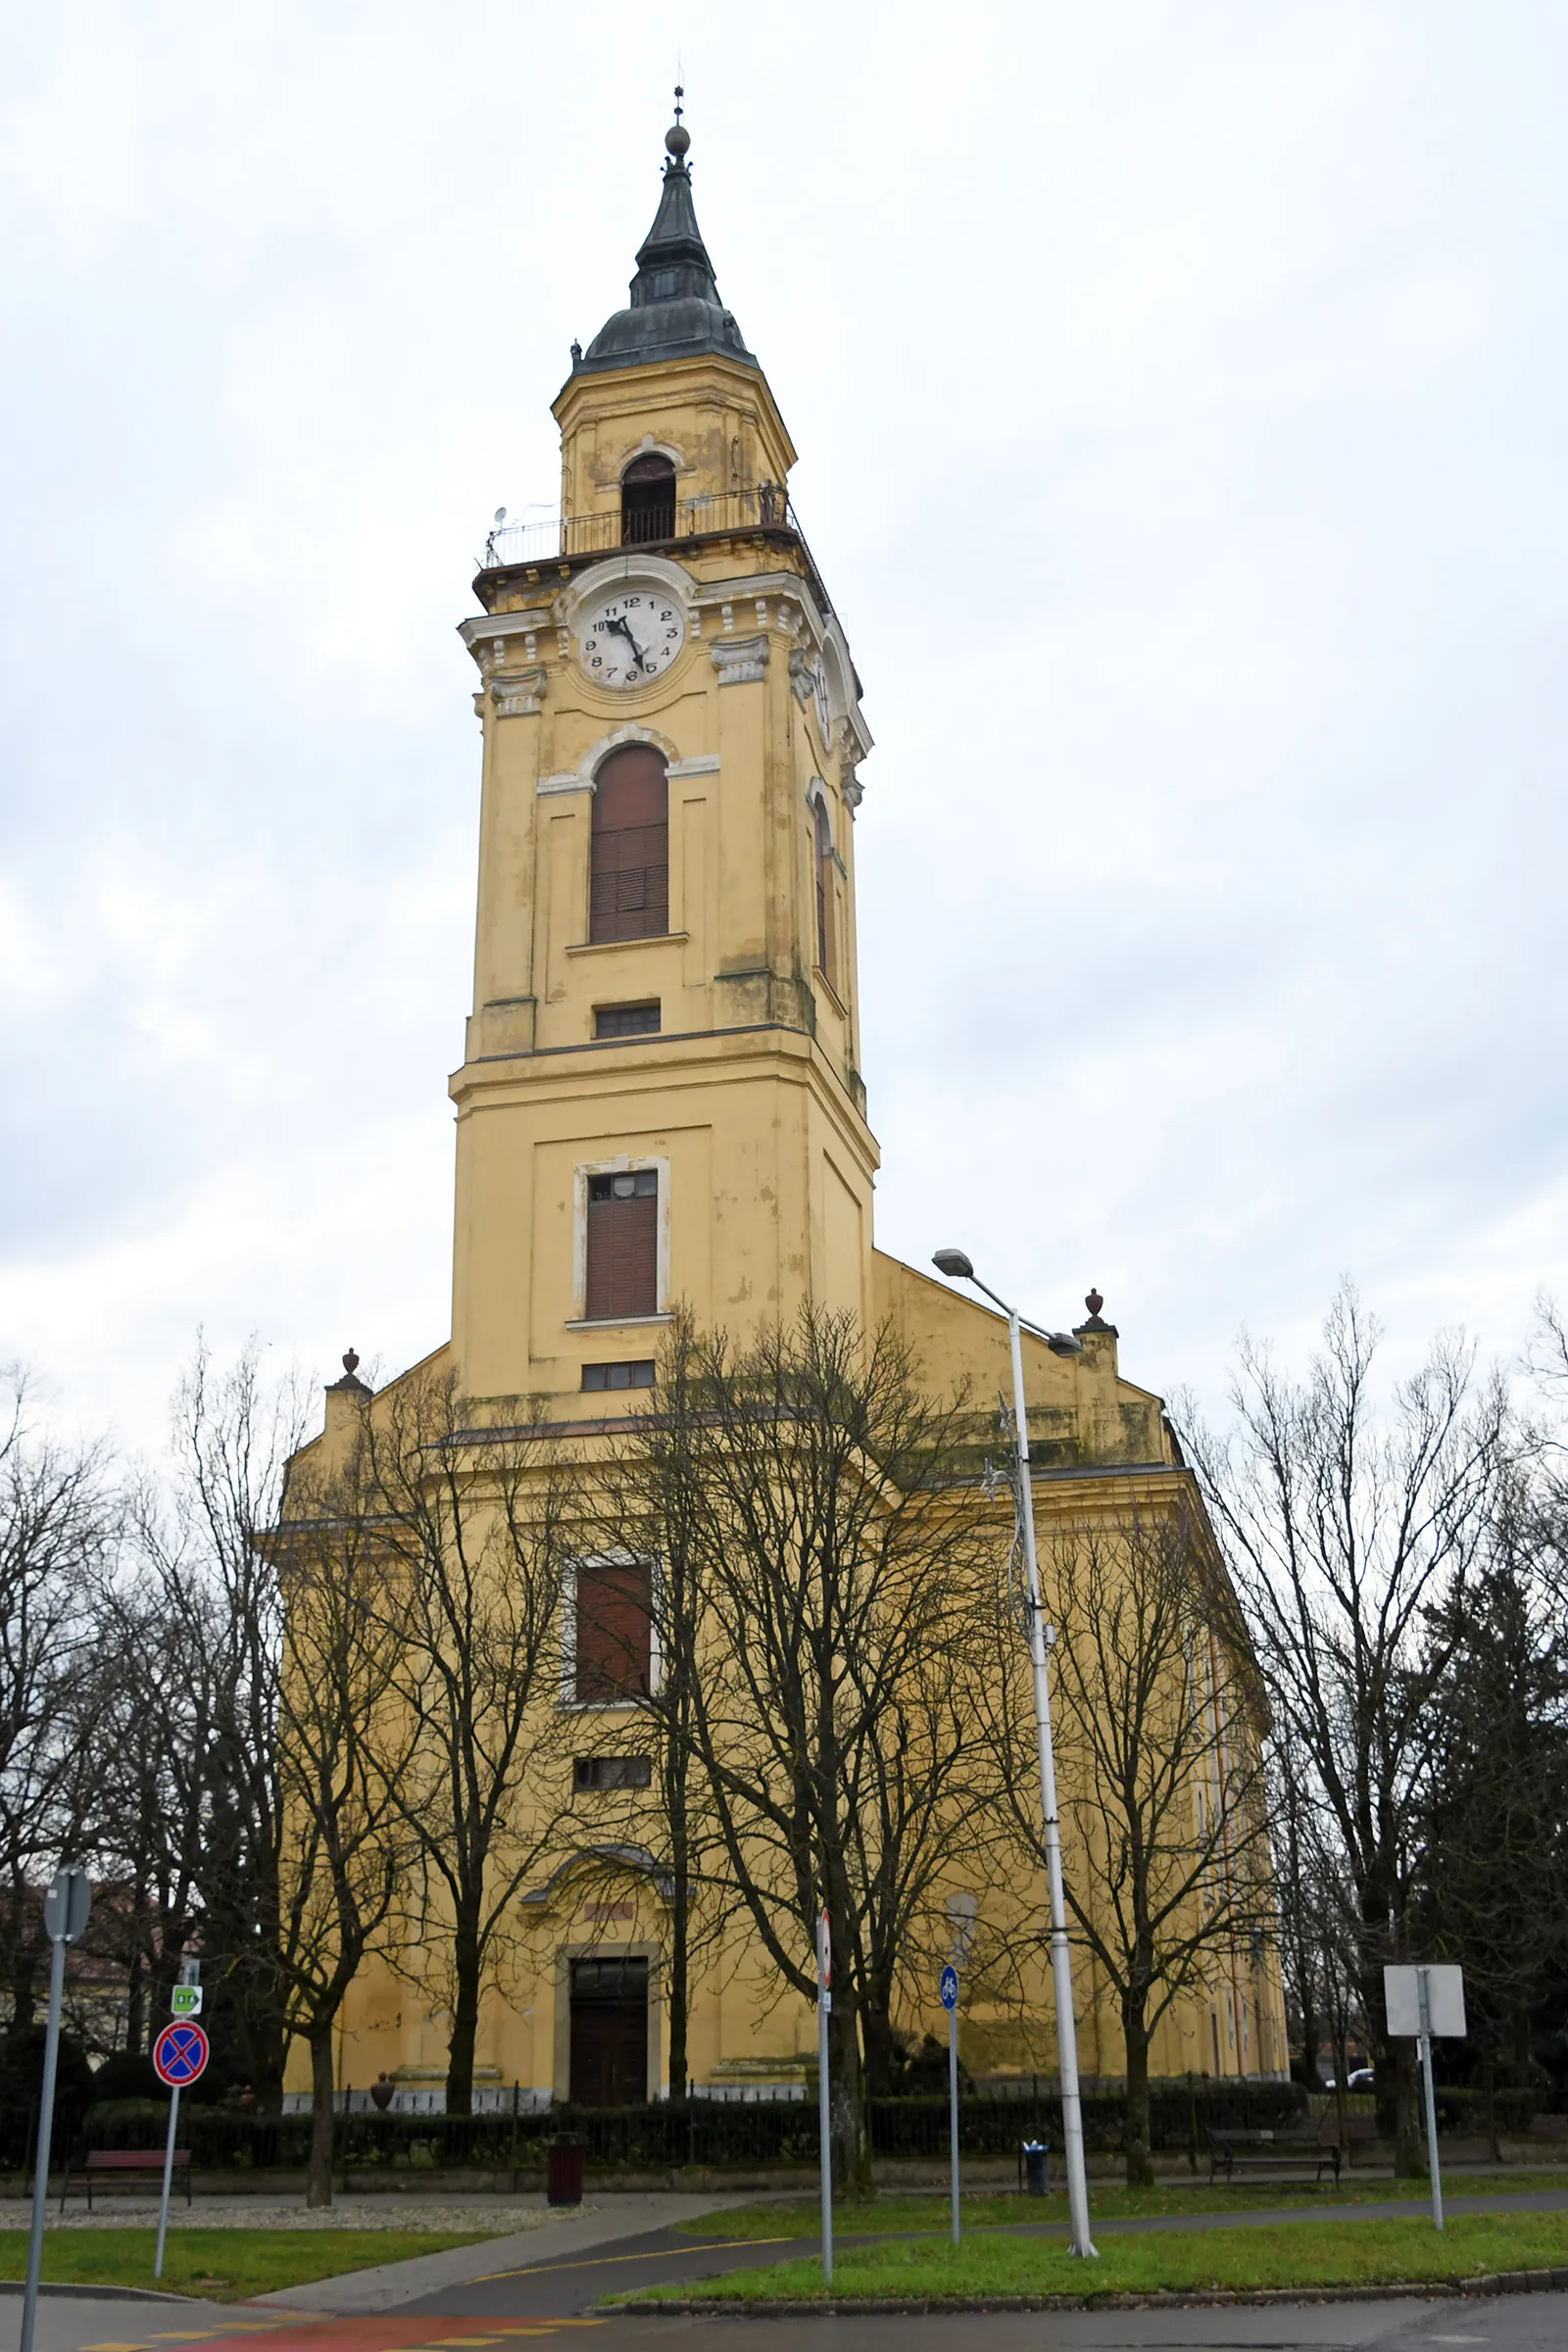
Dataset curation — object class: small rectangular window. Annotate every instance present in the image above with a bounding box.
[595,1003,661,1039]
[582,1360,656,1392]
[573,1556,653,1703]
[585,1169,659,1321]
[574,1754,654,1791]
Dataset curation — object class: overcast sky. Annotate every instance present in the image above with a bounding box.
[3,0,1565,1452]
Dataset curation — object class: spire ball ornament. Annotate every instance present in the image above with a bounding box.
[666,81,690,159]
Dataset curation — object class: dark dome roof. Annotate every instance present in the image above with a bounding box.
[574,113,758,377]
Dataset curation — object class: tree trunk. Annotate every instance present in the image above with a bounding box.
[306,2026,336,2209]
[827,1993,867,2195]
[1121,1994,1154,2187]
[859,1998,901,2099]
[446,1914,481,2117]
[1388,2036,1423,2177]
[1482,2043,1500,2165]
[667,1778,689,2104]
[1296,1972,1321,2090]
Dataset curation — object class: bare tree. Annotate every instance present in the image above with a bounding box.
[614,1310,1004,2188]
[990,1501,1275,2184]
[132,1342,310,2105]
[590,1330,738,2102]
[0,1369,120,2027]
[358,1368,580,2114]
[1185,1284,1510,2174]
[272,1437,415,2207]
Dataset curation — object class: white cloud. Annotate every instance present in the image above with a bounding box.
[2,0,1565,1446]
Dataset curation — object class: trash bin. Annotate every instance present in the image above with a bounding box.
[547,2134,585,2207]
[1019,2139,1050,2196]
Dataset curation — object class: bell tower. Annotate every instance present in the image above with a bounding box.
[450,100,876,1410]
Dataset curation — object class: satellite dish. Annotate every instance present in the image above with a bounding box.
[494,507,507,525]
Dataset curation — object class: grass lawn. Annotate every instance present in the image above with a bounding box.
[689,2170,1568,2237]
[0,2229,487,2302]
[633,2211,1568,2303]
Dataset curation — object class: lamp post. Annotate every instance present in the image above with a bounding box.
[932,1248,1098,2260]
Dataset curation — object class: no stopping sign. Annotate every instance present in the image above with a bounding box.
[153,2021,209,2086]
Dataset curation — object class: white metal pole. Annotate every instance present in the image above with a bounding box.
[816,1984,833,2285]
[19,1932,68,2352]
[1416,1967,1444,2232]
[154,2082,181,2278]
[948,2003,960,2246]
[1005,1304,1097,2260]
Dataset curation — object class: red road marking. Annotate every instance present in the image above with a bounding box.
[131,2320,585,2352]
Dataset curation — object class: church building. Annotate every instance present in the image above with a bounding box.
[288,102,1287,2109]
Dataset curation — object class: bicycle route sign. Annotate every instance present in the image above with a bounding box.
[153,2021,209,2087]
[940,1963,959,2011]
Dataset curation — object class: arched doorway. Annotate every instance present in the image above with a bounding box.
[620,454,676,545]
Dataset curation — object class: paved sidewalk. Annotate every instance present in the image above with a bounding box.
[254,2192,752,2313]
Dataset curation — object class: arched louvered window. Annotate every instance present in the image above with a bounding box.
[620,454,676,546]
[591,747,668,944]
[812,795,835,984]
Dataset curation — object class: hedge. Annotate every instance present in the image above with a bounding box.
[55,2078,1307,2172]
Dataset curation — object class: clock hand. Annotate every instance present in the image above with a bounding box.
[607,614,649,669]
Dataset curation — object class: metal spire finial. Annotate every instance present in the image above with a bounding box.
[665,84,690,162]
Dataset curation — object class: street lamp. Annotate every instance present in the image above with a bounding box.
[932,1247,1098,2260]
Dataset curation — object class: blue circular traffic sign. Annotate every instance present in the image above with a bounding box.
[153,2021,209,2086]
[939,1963,959,2011]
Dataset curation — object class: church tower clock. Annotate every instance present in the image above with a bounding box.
[451,100,876,1410]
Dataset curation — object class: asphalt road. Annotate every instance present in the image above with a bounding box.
[17,2279,1568,2352]
[12,2192,1568,2352]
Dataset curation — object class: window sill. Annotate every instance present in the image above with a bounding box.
[567,933,688,957]
[558,1697,651,1713]
[565,1313,673,1332]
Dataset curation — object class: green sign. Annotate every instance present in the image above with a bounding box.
[170,1984,203,2018]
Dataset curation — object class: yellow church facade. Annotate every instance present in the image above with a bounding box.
[285,106,1287,2113]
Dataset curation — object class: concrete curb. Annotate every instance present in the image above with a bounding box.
[609,2267,1568,2317]
[0,2282,196,2304]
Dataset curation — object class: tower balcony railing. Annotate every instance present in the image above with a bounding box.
[479,484,804,571]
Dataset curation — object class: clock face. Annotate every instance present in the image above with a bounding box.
[577,590,684,688]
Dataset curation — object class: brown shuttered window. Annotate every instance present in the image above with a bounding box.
[585,1168,658,1321]
[590,748,668,944]
[574,1556,653,1702]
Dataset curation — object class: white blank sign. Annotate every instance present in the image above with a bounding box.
[1385,1963,1467,2037]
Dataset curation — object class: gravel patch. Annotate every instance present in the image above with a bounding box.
[0,2196,575,2232]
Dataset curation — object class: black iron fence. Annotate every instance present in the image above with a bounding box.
[480,487,797,572]
[12,2076,1561,2178]
[42,2080,1302,2174]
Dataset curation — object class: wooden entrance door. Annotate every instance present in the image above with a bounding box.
[568,1956,649,2106]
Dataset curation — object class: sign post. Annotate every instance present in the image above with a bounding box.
[21,1866,92,2352]
[1384,1963,1465,2232]
[152,1974,208,2279]
[940,1963,960,2245]
[815,1907,832,2287]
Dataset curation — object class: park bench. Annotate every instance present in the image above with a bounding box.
[60,2147,192,2213]
[1205,2119,1346,2186]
